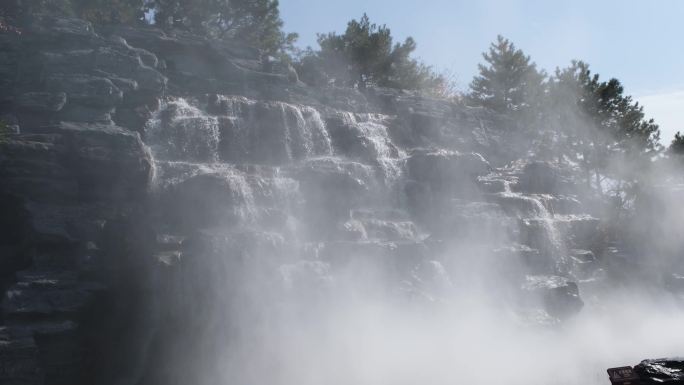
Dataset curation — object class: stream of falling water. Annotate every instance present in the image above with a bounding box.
[500,178,563,255]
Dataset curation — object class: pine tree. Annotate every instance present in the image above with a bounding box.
[468,35,546,114]
[310,14,444,91]
[548,60,661,192]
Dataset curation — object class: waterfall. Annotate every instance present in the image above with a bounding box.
[336,111,405,185]
[145,98,221,163]
[212,95,333,164]
[498,179,564,257]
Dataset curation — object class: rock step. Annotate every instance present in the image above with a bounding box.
[1,270,104,321]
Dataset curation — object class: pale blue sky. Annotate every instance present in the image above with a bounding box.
[280,0,684,143]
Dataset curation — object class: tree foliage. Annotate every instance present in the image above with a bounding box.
[467,36,661,193]
[149,0,297,56]
[670,132,684,156]
[301,14,445,92]
[467,35,546,114]
[549,60,660,153]
[546,60,660,192]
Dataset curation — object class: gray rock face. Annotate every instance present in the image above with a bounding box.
[2,16,167,132]
[16,92,67,113]
[166,172,254,230]
[58,122,153,200]
[45,75,122,108]
[0,123,153,203]
[407,148,489,198]
[2,270,102,319]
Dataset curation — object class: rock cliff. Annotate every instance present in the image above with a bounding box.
[0,15,665,385]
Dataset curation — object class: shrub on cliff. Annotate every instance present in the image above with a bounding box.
[298,14,447,94]
[150,0,298,57]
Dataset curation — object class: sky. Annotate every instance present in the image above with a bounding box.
[280,0,684,144]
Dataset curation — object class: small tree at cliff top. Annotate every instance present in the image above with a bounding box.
[468,35,546,115]
[151,0,297,57]
[310,13,445,92]
[670,132,684,156]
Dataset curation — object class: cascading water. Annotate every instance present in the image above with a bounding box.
[334,111,406,185]
[210,95,333,164]
[500,178,564,257]
[146,98,221,163]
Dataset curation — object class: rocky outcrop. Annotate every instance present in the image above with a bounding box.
[2,15,166,131]
[0,122,153,384]
[0,15,159,382]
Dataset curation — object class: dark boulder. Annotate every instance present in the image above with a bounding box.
[634,358,684,384]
